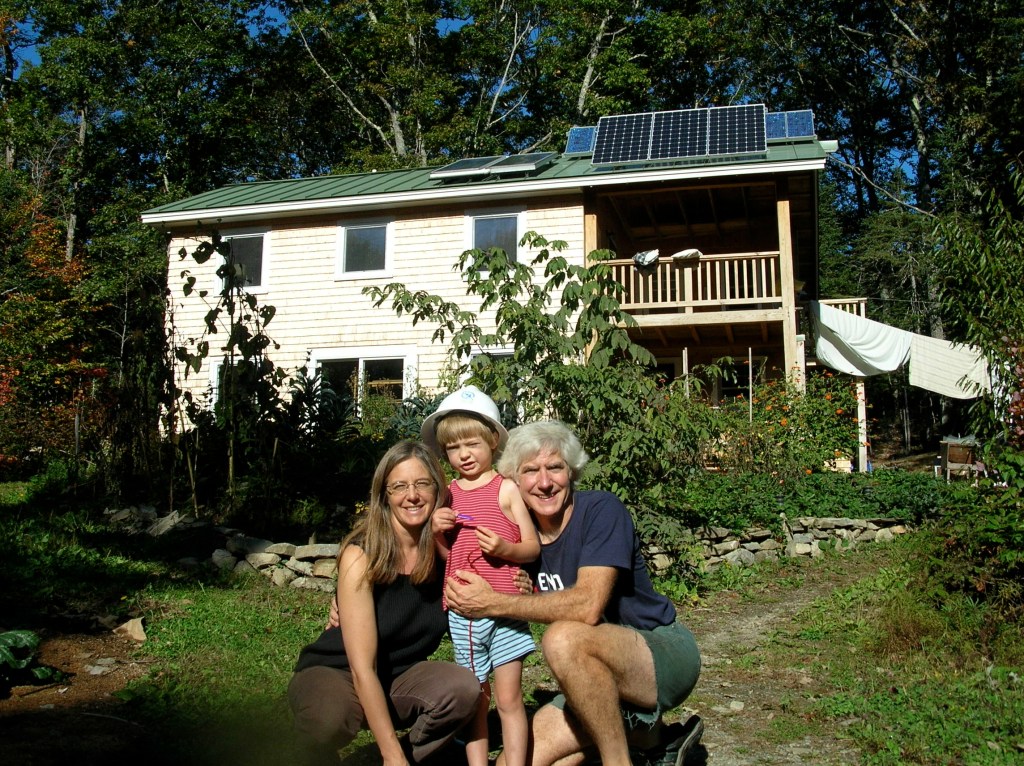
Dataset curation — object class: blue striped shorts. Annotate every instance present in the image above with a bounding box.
[448,612,535,682]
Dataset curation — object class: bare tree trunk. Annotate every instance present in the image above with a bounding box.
[65,108,87,261]
[2,35,15,170]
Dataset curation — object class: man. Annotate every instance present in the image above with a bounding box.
[445,420,702,766]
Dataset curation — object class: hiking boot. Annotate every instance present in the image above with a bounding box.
[636,715,704,766]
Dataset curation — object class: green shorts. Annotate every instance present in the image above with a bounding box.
[550,621,701,729]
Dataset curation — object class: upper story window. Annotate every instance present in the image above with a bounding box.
[468,208,524,265]
[220,230,268,292]
[337,219,392,277]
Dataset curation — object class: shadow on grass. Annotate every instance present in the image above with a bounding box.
[0,498,230,632]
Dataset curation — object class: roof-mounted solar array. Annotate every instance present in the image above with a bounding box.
[564,126,597,155]
[592,104,768,166]
[766,110,815,140]
[430,152,556,180]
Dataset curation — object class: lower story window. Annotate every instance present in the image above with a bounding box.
[319,357,405,402]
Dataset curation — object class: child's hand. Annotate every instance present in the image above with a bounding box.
[432,506,457,535]
[475,526,508,558]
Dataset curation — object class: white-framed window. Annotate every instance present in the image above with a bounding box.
[714,355,768,403]
[208,357,261,408]
[336,218,393,278]
[310,346,417,402]
[219,229,269,292]
[466,207,525,265]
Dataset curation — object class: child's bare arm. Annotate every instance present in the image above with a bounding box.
[431,506,457,560]
[476,480,539,563]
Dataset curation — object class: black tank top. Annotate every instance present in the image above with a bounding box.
[294,572,447,681]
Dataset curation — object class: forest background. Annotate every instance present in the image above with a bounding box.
[1,0,1023,523]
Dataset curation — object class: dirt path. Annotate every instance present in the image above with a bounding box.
[682,586,858,764]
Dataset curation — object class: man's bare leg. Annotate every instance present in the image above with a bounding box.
[495,702,590,766]
[540,621,658,766]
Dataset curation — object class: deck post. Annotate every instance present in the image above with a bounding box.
[776,179,798,383]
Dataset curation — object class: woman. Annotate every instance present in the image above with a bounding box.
[288,440,480,766]
[446,421,702,766]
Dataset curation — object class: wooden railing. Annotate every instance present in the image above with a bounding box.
[607,251,783,312]
[818,297,867,317]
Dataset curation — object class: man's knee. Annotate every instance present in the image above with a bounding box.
[540,620,593,670]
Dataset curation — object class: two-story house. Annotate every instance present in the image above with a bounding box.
[143,104,841,410]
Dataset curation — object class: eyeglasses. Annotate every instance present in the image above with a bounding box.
[386,479,437,496]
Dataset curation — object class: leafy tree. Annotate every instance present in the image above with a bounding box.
[937,166,1024,452]
[364,231,655,424]
[282,0,461,169]
[0,168,107,477]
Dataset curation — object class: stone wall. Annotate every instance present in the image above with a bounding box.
[690,514,911,571]
[108,507,911,591]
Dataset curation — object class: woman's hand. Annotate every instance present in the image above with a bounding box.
[514,568,534,595]
[326,594,340,629]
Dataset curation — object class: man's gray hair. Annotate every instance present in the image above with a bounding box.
[497,420,590,480]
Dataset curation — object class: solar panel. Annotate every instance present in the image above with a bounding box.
[592,105,769,166]
[707,104,766,156]
[785,110,815,137]
[766,110,816,140]
[565,126,597,155]
[592,113,654,165]
[650,109,709,160]
[488,152,556,175]
[766,112,788,140]
[429,156,503,179]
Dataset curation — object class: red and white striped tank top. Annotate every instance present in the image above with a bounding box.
[443,473,522,608]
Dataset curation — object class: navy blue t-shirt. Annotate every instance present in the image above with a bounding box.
[532,490,676,630]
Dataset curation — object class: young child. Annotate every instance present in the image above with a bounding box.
[422,385,539,766]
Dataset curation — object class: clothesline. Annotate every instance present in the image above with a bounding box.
[808,301,991,400]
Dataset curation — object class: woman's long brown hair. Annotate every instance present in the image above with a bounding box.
[340,440,447,585]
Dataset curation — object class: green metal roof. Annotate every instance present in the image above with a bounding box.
[141,139,834,228]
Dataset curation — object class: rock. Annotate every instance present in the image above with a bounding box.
[270,567,299,587]
[265,542,297,556]
[147,510,188,537]
[723,548,756,567]
[713,540,740,555]
[312,558,338,578]
[114,617,146,642]
[285,559,314,576]
[786,542,813,557]
[290,576,336,593]
[226,534,275,555]
[212,548,237,571]
[293,543,340,560]
[246,552,282,569]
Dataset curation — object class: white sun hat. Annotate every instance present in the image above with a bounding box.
[420,385,508,456]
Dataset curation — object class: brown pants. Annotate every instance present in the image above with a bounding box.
[287,661,480,765]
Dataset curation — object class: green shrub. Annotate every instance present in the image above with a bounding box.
[1,629,64,691]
